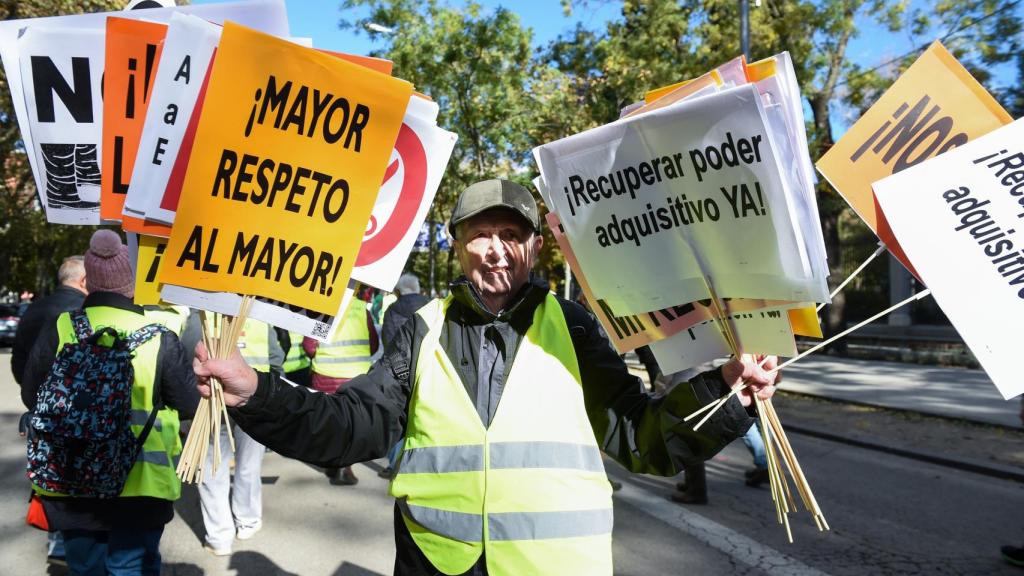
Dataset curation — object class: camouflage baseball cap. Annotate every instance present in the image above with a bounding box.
[448,179,540,238]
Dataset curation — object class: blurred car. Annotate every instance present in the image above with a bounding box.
[0,303,22,346]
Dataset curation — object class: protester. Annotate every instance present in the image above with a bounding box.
[278,328,311,387]
[380,273,429,348]
[199,318,282,557]
[22,230,199,575]
[194,179,777,575]
[302,297,379,485]
[999,396,1024,568]
[12,254,88,568]
[12,255,87,387]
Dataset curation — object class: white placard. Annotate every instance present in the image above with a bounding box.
[649,309,796,376]
[125,13,222,222]
[0,0,289,216]
[18,27,105,224]
[873,118,1024,399]
[534,84,828,316]
[351,109,457,291]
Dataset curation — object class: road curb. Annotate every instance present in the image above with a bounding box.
[779,388,1023,432]
[785,422,1024,484]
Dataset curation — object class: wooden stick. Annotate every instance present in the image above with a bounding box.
[772,289,931,375]
[816,243,886,312]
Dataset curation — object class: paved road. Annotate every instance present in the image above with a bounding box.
[3,349,1022,575]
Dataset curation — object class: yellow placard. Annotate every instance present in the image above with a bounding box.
[788,306,822,338]
[160,22,412,315]
[134,234,168,306]
[816,41,1012,277]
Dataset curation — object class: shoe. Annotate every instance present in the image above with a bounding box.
[670,490,708,505]
[46,555,68,568]
[609,480,622,492]
[330,468,359,486]
[744,467,760,479]
[675,481,688,492]
[203,542,232,557]
[745,467,770,487]
[236,522,262,540]
[1002,545,1024,567]
[377,467,394,479]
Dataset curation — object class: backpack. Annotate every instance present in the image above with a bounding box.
[27,310,167,498]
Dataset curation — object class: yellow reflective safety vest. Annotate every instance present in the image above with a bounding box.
[389,294,614,576]
[46,306,183,501]
[144,306,187,336]
[282,330,311,373]
[312,299,372,379]
[237,319,271,372]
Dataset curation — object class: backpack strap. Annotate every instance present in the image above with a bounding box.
[124,324,169,457]
[69,309,93,342]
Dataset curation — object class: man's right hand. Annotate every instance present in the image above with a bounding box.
[193,341,258,407]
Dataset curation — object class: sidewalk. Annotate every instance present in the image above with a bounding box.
[780,355,1020,429]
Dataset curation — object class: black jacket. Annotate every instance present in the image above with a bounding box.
[230,277,753,575]
[12,285,86,387]
[22,291,201,531]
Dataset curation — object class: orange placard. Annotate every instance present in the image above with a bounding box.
[318,49,394,75]
[160,22,412,315]
[101,17,168,223]
[816,41,1013,277]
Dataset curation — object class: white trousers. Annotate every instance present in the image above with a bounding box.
[199,423,265,549]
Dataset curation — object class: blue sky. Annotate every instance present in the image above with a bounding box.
[196,0,1021,114]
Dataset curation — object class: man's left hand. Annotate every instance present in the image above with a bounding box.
[721,354,779,407]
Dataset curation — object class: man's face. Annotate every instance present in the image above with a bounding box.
[455,210,542,308]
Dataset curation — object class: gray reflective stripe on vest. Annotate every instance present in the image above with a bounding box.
[242,355,269,365]
[489,441,604,472]
[130,410,162,431]
[320,339,370,348]
[314,356,373,364]
[400,501,613,542]
[399,444,484,474]
[401,500,483,542]
[489,508,614,541]
[397,442,602,474]
[136,450,171,467]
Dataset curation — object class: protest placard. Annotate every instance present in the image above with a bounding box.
[124,13,221,227]
[160,22,412,316]
[817,41,1013,277]
[873,119,1024,400]
[351,105,457,290]
[649,309,797,376]
[101,17,167,224]
[548,211,805,352]
[0,0,289,224]
[134,235,169,306]
[535,83,828,316]
[17,27,105,224]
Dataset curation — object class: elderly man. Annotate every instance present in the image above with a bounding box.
[194,179,777,576]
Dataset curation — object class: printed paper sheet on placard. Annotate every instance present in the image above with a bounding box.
[817,41,1012,277]
[873,119,1024,400]
[0,0,290,223]
[534,84,828,316]
[160,22,412,316]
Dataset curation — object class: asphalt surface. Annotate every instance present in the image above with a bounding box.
[3,349,1023,575]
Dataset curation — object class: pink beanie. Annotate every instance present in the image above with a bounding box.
[85,230,134,298]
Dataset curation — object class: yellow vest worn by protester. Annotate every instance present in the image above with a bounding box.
[42,306,183,501]
[237,319,272,372]
[312,299,372,379]
[389,294,614,576]
[282,330,311,373]
[144,305,188,336]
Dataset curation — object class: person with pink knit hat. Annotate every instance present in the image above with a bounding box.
[22,229,200,575]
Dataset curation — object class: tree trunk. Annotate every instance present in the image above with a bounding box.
[810,93,847,353]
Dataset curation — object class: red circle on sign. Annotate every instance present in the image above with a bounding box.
[356,123,428,267]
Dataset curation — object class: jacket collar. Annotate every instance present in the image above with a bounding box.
[83,291,145,315]
[448,276,548,327]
